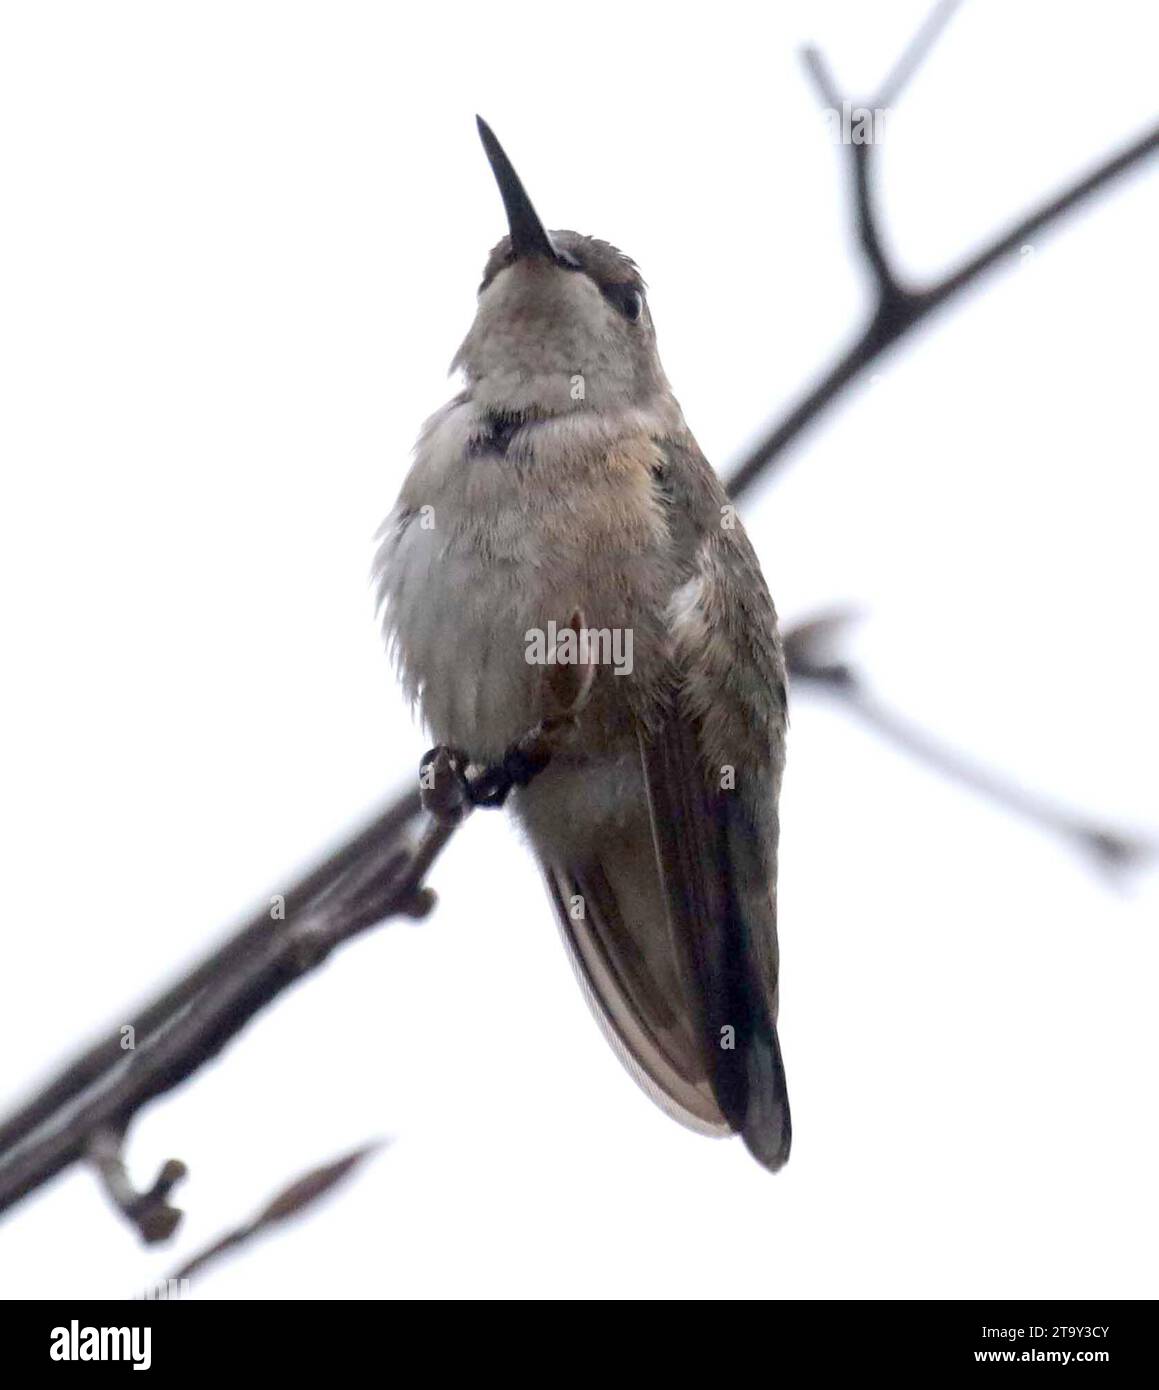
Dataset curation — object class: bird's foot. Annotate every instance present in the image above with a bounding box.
[418,737,553,816]
[467,742,545,808]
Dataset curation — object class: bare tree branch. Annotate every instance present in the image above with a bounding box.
[726,20,1159,498]
[784,612,1156,874]
[726,6,1157,878]
[0,791,424,1159]
[0,652,593,1225]
[0,801,426,1220]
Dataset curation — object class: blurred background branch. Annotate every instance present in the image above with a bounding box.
[727,1,1159,495]
[783,611,1154,875]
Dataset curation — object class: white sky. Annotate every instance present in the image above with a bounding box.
[1,0,1156,1299]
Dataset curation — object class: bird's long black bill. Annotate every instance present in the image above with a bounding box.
[476,115,559,261]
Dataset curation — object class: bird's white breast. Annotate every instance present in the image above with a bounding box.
[376,396,677,762]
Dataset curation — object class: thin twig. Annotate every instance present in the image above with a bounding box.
[875,0,963,107]
[169,1141,385,1284]
[783,611,1155,873]
[88,1127,187,1245]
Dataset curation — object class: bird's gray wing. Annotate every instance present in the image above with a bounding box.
[532,430,789,1167]
[640,432,791,1169]
[638,709,790,1170]
[542,843,731,1136]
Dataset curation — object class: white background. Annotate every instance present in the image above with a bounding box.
[1,0,1156,1299]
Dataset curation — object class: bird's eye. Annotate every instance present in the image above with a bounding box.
[603,283,643,322]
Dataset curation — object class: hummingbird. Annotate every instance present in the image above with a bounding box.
[375,117,790,1170]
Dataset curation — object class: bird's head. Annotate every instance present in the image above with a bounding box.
[453,118,670,419]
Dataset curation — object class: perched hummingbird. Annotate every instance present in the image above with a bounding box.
[375,118,790,1169]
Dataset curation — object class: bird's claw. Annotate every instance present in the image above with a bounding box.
[418,736,554,816]
[418,745,472,822]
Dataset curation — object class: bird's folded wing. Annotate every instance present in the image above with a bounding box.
[639,711,791,1171]
[542,822,730,1136]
